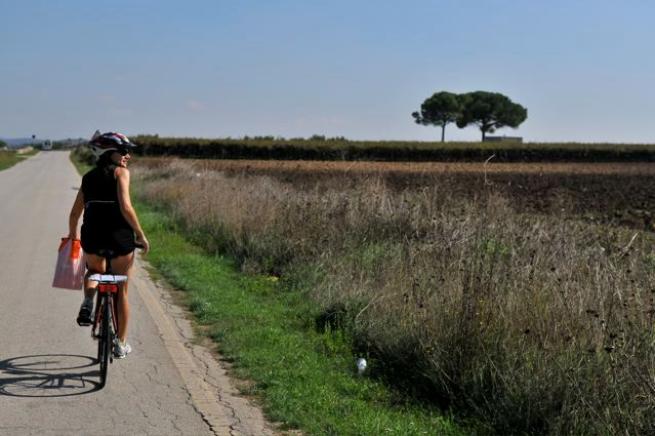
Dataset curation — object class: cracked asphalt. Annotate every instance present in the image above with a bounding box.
[0,152,274,436]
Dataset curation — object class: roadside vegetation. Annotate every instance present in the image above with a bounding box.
[131,135,655,162]
[71,147,466,434]
[138,204,462,435]
[0,148,39,171]
[129,157,655,435]
[72,146,655,433]
[136,156,655,232]
[70,149,93,174]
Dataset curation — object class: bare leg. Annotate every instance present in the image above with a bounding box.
[84,254,106,299]
[110,252,135,343]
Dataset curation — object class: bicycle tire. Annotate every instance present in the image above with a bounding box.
[98,295,111,388]
[96,296,103,363]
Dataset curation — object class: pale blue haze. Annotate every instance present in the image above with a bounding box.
[1,0,654,143]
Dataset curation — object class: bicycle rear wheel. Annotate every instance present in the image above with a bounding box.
[96,295,103,363]
[98,296,112,388]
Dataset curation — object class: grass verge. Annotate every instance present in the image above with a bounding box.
[136,201,464,435]
[0,149,38,171]
[70,153,93,175]
[69,147,467,434]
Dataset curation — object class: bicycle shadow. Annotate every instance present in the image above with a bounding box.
[0,354,101,397]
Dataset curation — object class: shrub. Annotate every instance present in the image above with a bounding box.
[131,135,655,162]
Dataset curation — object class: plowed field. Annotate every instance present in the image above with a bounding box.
[140,158,655,175]
[137,158,655,230]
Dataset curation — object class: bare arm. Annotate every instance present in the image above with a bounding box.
[116,167,150,253]
[68,189,84,239]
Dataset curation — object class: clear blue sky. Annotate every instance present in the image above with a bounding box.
[2,0,654,143]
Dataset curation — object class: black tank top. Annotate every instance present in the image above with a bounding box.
[81,165,131,230]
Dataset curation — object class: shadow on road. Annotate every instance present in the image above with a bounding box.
[0,354,101,397]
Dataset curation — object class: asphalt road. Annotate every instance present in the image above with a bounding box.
[0,152,272,436]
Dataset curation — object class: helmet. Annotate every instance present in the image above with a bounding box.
[88,130,135,159]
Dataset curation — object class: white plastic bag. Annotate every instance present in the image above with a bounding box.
[52,238,85,290]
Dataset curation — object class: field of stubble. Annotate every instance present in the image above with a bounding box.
[138,158,655,229]
[135,157,655,435]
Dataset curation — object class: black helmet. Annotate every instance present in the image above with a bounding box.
[88,130,135,158]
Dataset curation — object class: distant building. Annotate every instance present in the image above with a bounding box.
[483,135,523,143]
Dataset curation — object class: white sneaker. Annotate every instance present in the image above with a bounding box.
[113,340,132,359]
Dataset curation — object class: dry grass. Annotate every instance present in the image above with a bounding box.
[137,157,655,231]
[138,156,655,175]
[134,159,655,435]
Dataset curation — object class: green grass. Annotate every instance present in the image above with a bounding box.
[68,149,466,434]
[0,149,37,171]
[70,154,93,174]
[137,202,464,435]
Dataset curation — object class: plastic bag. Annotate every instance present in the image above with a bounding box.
[52,238,85,290]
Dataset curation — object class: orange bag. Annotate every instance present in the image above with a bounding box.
[52,238,85,290]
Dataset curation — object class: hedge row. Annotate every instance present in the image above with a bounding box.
[131,135,655,162]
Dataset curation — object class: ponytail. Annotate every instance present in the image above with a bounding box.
[96,151,117,178]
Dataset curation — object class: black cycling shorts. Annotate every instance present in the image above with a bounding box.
[81,225,136,258]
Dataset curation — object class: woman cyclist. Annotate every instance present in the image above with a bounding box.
[67,131,150,358]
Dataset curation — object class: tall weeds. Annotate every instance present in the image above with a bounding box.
[134,159,655,435]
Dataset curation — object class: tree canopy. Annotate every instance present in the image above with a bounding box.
[456,91,527,140]
[412,90,527,141]
[412,91,462,142]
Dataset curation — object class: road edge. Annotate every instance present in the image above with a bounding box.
[131,257,275,436]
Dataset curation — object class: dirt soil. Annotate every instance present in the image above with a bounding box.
[138,158,655,230]
[140,158,655,175]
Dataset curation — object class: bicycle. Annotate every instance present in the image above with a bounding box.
[89,246,141,388]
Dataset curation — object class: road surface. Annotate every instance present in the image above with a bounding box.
[0,151,273,436]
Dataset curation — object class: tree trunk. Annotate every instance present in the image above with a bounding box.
[481,129,486,141]
[441,125,446,142]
